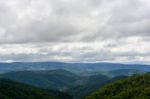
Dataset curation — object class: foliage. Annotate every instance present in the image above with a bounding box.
[68,74,110,99]
[0,69,80,90]
[86,73,150,99]
[0,79,72,99]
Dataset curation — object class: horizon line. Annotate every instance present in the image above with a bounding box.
[0,61,150,65]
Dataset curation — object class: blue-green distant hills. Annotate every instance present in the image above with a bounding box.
[0,62,150,75]
[0,62,150,74]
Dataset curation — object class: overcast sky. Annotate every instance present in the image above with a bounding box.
[0,0,150,63]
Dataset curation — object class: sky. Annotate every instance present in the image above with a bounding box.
[0,0,150,63]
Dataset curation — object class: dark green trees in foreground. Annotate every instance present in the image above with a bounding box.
[0,79,72,99]
[86,73,150,99]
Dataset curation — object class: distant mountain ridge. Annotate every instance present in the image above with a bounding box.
[0,62,150,74]
[107,69,145,77]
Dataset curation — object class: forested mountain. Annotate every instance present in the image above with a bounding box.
[68,74,110,99]
[0,68,148,99]
[0,79,72,99]
[0,69,80,91]
[0,62,149,74]
[0,62,150,99]
[107,69,145,77]
[0,69,115,99]
[86,73,150,99]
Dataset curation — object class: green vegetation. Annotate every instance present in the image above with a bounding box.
[86,73,150,99]
[0,69,136,99]
[1,69,149,99]
[0,69,80,91]
[68,74,110,99]
[0,79,72,99]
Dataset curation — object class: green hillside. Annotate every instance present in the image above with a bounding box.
[86,73,150,99]
[0,79,72,99]
[68,74,110,99]
[0,69,129,99]
[0,69,80,91]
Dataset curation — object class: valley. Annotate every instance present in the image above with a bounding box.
[0,62,150,99]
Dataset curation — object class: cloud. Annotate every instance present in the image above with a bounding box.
[0,0,150,63]
[0,38,150,63]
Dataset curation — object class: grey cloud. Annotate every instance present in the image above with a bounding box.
[0,39,150,62]
[0,0,150,63]
[0,0,149,43]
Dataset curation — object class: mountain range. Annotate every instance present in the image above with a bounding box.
[0,62,150,74]
[0,62,150,99]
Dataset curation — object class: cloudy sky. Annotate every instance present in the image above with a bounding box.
[0,0,150,63]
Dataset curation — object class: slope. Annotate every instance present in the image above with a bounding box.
[86,73,150,99]
[68,74,110,99]
[0,79,72,99]
[0,69,80,91]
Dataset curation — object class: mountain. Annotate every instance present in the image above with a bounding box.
[86,73,150,99]
[0,69,115,99]
[68,74,110,99]
[0,62,150,99]
[108,69,145,77]
[0,79,72,99]
[0,68,146,99]
[68,75,128,99]
[0,69,80,91]
[0,62,150,75]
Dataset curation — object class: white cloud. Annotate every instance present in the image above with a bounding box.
[0,37,150,63]
[0,0,150,63]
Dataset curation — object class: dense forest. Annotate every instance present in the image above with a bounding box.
[0,79,72,99]
[86,73,150,99]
